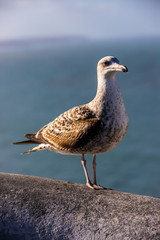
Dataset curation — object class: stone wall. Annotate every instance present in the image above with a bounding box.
[0,173,159,240]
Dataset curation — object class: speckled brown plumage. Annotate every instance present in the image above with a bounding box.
[13,56,129,189]
[35,106,104,154]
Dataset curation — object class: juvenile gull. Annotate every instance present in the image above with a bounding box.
[13,56,129,190]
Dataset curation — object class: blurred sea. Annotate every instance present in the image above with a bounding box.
[0,38,160,197]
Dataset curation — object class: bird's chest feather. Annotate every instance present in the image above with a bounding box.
[100,83,128,145]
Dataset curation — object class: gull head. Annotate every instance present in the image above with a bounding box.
[97,56,128,79]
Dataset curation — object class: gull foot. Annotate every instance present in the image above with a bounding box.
[93,184,113,190]
[86,182,112,190]
[86,182,110,190]
[86,182,96,190]
[86,182,102,190]
[93,184,106,190]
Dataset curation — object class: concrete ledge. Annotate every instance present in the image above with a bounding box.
[0,172,160,240]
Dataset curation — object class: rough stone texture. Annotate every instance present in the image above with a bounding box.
[0,173,159,240]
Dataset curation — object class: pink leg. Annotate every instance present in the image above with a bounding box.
[92,154,106,189]
[92,154,97,185]
[81,154,94,189]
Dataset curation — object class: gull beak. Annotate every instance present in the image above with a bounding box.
[112,63,128,72]
[118,64,128,72]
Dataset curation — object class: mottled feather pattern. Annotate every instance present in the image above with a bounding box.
[34,76,129,155]
[36,105,103,153]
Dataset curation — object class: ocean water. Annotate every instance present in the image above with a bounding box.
[0,38,160,197]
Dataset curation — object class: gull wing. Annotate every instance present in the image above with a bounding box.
[37,118,102,151]
[36,107,103,151]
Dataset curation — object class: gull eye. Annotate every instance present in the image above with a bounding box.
[104,60,110,66]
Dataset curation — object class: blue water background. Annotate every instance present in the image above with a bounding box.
[0,38,160,197]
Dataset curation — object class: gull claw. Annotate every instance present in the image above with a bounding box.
[86,182,112,190]
[93,184,106,190]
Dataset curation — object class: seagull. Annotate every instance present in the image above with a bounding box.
[13,56,129,190]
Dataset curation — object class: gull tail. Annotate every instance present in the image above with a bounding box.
[12,140,37,145]
[22,144,48,155]
[12,133,46,154]
[13,133,38,145]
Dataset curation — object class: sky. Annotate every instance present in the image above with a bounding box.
[0,0,160,41]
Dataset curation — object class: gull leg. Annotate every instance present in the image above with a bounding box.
[81,154,94,189]
[92,154,97,185]
[92,154,106,190]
